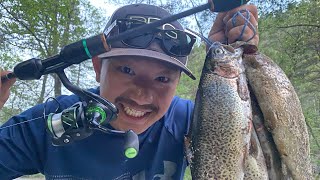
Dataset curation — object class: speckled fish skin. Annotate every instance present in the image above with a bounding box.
[250,95,284,180]
[243,127,268,180]
[243,53,313,180]
[186,42,252,179]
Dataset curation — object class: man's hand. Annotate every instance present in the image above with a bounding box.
[0,69,16,110]
[209,4,259,46]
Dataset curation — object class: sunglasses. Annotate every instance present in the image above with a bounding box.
[104,19,197,57]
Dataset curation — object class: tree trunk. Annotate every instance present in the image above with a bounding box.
[77,64,81,86]
[37,75,48,104]
[54,74,62,97]
[53,0,76,97]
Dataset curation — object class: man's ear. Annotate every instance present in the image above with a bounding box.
[92,56,101,82]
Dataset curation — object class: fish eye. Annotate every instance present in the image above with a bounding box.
[214,48,224,55]
[235,48,241,54]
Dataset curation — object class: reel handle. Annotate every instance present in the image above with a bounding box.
[124,130,139,159]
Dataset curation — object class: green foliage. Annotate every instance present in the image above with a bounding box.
[0,0,104,116]
[176,43,206,100]
[184,166,192,180]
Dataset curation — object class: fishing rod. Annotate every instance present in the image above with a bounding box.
[0,0,250,158]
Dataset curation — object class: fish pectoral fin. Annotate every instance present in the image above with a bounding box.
[237,74,250,101]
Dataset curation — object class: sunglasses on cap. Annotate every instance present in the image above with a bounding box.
[104,19,197,57]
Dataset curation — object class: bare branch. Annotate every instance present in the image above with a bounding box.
[189,0,204,36]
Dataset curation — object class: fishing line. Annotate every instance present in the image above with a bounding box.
[43,97,60,120]
[0,97,60,130]
[0,116,48,130]
[186,28,213,47]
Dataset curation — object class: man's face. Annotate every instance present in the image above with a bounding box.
[93,56,180,134]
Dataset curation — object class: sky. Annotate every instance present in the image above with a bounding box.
[89,0,120,18]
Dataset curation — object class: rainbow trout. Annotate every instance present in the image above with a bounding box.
[250,95,283,179]
[244,53,313,179]
[185,42,255,179]
[243,126,268,180]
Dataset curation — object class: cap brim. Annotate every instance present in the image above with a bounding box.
[98,48,196,80]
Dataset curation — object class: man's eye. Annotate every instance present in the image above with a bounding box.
[120,66,135,75]
[156,76,169,83]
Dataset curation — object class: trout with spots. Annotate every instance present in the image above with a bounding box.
[244,53,313,179]
[185,42,267,179]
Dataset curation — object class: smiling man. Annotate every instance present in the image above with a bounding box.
[94,56,182,134]
[0,3,258,179]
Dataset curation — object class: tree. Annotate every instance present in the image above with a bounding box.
[0,0,104,117]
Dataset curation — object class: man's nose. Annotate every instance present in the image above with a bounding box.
[129,78,154,105]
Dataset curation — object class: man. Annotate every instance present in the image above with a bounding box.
[0,3,258,180]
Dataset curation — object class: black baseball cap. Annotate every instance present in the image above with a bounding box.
[98,4,196,80]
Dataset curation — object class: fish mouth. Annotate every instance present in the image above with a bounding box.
[215,59,233,67]
[211,58,237,70]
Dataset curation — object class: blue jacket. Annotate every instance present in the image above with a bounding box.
[0,88,194,180]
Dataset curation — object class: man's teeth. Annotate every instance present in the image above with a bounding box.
[124,106,147,117]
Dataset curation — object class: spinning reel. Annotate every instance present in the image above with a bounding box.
[44,71,139,159]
